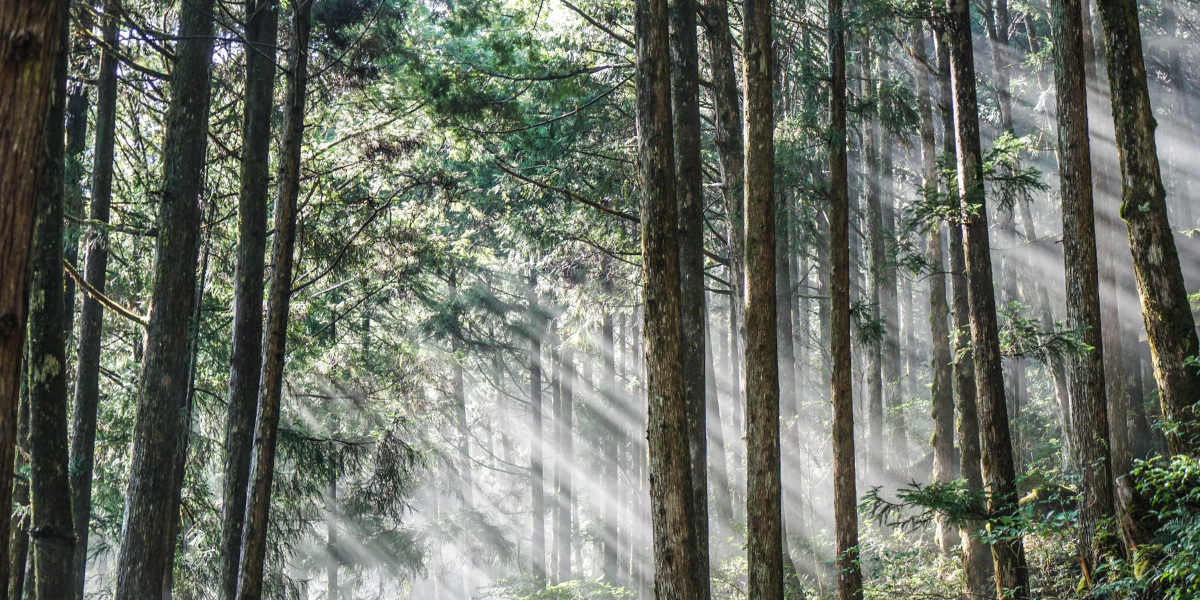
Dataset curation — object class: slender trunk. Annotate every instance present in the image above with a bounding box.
[549,331,562,581]
[528,272,547,583]
[113,0,215,594]
[669,0,710,588]
[1096,0,1200,457]
[0,5,67,581]
[946,0,1030,591]
[70,1,120,596]
[1051,0,1118,571]
[829,3,863,598]
[634,0,701,593]
[864,50,886,478]
[699,0,746,356]
[555,349,574,581]
[913,20,958,554]
[219,3,278,597]
[602,313,620,582]
[326,483,338,600]
[27,10,77,597]
[235,3,310,597]
[705,306,735,535]
[63,19,90,340]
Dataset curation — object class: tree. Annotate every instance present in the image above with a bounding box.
[634,0,701,593]
[113,0,216,594]
[0,6,67,582]
[1095,0,1200,458]
[69,1,120,596]
[528,272,548,582]
[945,0,1030,591]
[219,2,278,597]
[1050,0,1117,573]
[236,2,311,597]
[829,1,863,597]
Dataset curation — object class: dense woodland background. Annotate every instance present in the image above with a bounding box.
[1,0,1200,597]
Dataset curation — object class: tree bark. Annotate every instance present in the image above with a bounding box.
[946,0,1031,592]
[669,0,710,589]
[864,51,886,478]
[913,21,958,555]
[743,0,783,595]
[6,394,30,600]
[27,8,77,597]
[829,3,863,598]
[113,0,215,595]
[602,312,620,582]
[555,349,574,582]
[219,3,278,598]
[235,3,310,597]
[0,5,66,581]
[634,0,702,593]
[69,1,120,596]
[1095,0,1200,457]
[1051,0,1118,572]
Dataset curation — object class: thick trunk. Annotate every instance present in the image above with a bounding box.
[219,3,278,597]
[0,5,66,580]
[743,0,783,595]
[829,4,863,599]
[69,1,120,596]
[113,0,215,594]
[913,21,958,555]
[669,0,710,589]
[1051,0,1117,572]
[235,4,309,597]
[946,0,1031,592]
[634,0,701,594]
[27,11,77,598]
[1096,0,1200,457]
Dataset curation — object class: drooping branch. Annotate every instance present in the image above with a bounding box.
[63,259,148,327]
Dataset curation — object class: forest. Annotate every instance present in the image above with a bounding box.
[1,0,1200,596]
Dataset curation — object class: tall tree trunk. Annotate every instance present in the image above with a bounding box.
[743,0,783,594]
[528,272,547,583]
[669,0,710,589]
[1095,0,1200,457]
[1051,0,1117,572]
[864,52,886,478]
[634,0,701,593]
[219,3,278,598]
[70,1,120,596]
[699,0,746,357]
[946,0,1030,592]
[325,483,338,600]
[549,329,562,581]
[555,350,574,582]
[705,305,735,535]
[27,9,76,597]
[62,12,91,340]
[602,313,620,583]
[914,21,958,555]
[829,3,863,598]
[235,3,310,597]
[0,5,66,582]
[113,0,215,594]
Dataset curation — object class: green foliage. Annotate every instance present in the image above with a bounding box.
[998,301,1090,366]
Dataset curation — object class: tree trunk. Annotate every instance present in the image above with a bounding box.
[864,54,886,479]
[62,13,91,341]
[946,0,1031,592]
[235,3,310,597]
[829,3,863,598]
[113,0,215,594]
[555,349,574,582]
[705,305,735,536]
[634,0,701,593]
[27,9,77,597]
[70,1,120,597]
[602,313,620,582]
[669,0,710,589]
[0,5,66,582]
[528,272,547,583]
[1051,0,1118,571]
[219,3,278,597]
[1095,0,1200,457]
[743,0,783,595]
[913,21,958,555]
